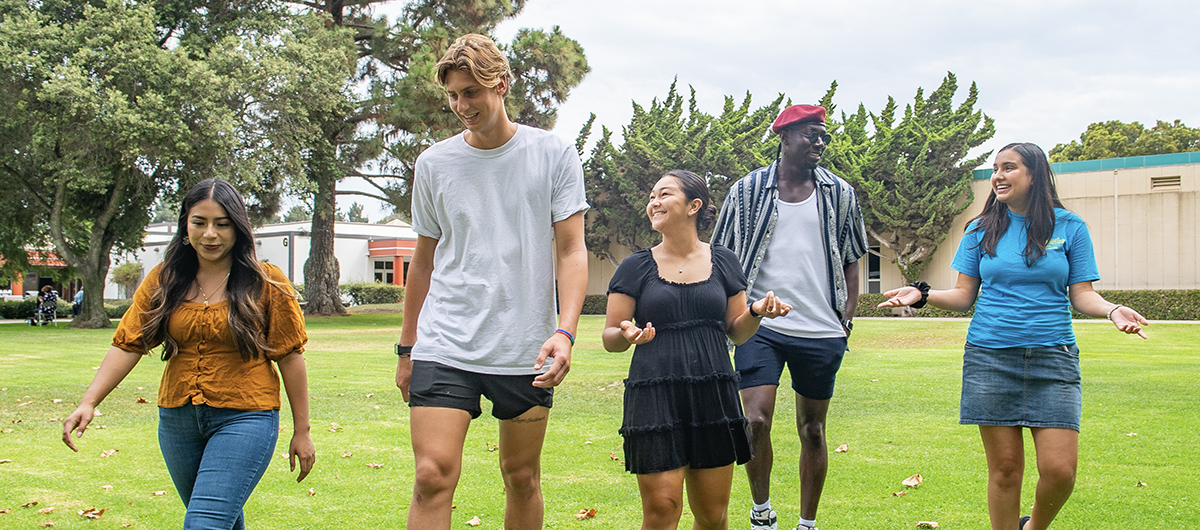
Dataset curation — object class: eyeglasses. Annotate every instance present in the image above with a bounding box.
[802,131,832,145]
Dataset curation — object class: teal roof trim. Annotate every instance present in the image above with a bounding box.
[971,150,1200,180]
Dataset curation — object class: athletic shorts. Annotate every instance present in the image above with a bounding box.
[734,326,847,400]
[408,360,553,420]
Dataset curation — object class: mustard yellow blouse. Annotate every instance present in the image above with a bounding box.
[112,262,307,411]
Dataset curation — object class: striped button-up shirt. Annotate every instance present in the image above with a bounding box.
[711,160,868,320]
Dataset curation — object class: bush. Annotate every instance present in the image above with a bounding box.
[341,282,404,305]
[0,299,36,319]
[856,290,1199,320]
[581,294,607,315]
[105,300,133,319]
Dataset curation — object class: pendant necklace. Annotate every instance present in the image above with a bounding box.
[671,240,699,274]
[196,272,230,306]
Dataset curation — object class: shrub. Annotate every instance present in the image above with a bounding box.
[105,300,133,319]
[0,300,36,319]
[581,294,607,315]
[341,282,404,305]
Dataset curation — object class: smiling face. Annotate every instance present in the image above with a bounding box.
[646,176,700,233]
[186,199,237,268]
[991,148,1034,214]
[780,122,827,170]
[444,69,508,139]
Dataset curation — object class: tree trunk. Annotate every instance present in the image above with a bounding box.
[71,262,113,329]
[303,169,346,316]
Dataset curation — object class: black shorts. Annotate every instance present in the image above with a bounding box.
[408,361,553,420]
[734,327,847,400]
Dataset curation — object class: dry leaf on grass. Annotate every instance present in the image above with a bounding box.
[136,397,148,403]
[915,522,939,528]
[466,515,482,526]
[0,508,9,513]
[609,452,619,461]
[486,442,498,452]
[0,459,11,464]
[1136,481,1148,487]
[1126,432,1138,437]
[835,444,849,453]
[38,507,55,514]
[79,508,105,519]
[152,491,166,496]
[51,399,62,403]
[341,452,353,458]
[308,488,316,496]
[892,491,907,497]
[100,449,119,458]
[22,501,38,507]
[101,485,113,490]
[328,422,343,432]
[367,463,384,468]
[573,508,597,520]
[902,474,923,488]
[39,521,54,527]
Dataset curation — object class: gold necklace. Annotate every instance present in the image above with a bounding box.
[195,272,230,306]
[669,240,699,274]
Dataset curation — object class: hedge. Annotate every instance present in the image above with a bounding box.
[581,294,607,315]
[341,282,405,306]
[854,290,1200,321]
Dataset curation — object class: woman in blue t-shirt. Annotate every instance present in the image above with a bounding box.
[879,142,1147,530]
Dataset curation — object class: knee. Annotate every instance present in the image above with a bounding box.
[745,410,772,438]
[988,456,1025,489]
[499,461,541,497]
[1039,461,1077,489]
[413,457,460,495]
[641,492,683,526]
[798,420,826,445]
[691,503,729,529]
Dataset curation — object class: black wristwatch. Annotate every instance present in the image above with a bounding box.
[748,300,763,318]
[842,319,854,332]
[395,343,412,357]
[910,281,931,309]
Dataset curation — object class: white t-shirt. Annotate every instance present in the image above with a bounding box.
[410,125,588,374]
[748,194,845,338]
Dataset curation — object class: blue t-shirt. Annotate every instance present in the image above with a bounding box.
[951,208,1100,349]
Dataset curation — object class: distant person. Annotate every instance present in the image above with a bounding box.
[393,33,588,530]
[604,170,791,530]
[72,289,84,317]
[37,285,59,323]
[62,178,313,530]
[711,104,868,530]
[878,142,1148,530]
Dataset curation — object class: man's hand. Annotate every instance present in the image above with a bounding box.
[395,356,413,402]
[532,332,572,388]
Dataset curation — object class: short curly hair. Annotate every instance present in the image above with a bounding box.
[435,33,512,95]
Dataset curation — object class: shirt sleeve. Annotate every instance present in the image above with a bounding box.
[1065,218,1101,285]
[714,246,748,297]
[111,265,161,355]
[951,222,983,279]
[840,184,869,264]
[262,263,308,361]
[607,252,646,299]
[550,142,589,222]
[409,152,441,240]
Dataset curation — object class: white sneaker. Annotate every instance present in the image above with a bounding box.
[793,524,818,530]
[750,508,777,530]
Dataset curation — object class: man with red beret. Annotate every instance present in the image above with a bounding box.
[712,104,868,530]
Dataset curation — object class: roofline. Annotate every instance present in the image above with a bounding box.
[972,149,1200,180]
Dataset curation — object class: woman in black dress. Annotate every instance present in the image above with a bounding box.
[604,170,791,530]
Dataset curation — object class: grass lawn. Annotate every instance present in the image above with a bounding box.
[1,311,1197,529]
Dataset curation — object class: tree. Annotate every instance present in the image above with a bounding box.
[110,262,144,300]
[284,0,590,315]
[580,80,785,265]
[0,1,238,328]
[345,202,368,223]
[824,73,995,284]
[282,205,313,223]
[1050,119,1200,162]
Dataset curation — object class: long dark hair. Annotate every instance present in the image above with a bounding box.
[665,169,718,232]
[141,179,281,362]
[967,142,1065,266]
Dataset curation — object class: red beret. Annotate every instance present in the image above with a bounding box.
[771,104,826,134]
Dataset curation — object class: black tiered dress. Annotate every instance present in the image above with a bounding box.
[607,246,754,474]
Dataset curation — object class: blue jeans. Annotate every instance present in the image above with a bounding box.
[159,405,279,530]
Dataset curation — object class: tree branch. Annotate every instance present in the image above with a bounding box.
[333,189,389,202]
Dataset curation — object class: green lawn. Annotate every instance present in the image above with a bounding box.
[1,314,1196,529]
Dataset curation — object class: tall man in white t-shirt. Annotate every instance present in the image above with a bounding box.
[711,105,868,530]
[394,34,588,530]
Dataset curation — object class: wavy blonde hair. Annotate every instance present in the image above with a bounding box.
[435,33,511,95]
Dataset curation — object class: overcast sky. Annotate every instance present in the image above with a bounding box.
[349,0,1200,220]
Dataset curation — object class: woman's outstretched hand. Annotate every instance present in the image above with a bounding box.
[620,320,656,345]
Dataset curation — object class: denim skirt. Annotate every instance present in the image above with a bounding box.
[959,342,1082,431]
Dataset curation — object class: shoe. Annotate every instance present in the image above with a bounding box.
[1019,515,1031,530]
[793,525,818,530]
[750,508,777,530]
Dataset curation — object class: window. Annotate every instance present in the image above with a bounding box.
[867,246,881,294]
[374,260,394,284]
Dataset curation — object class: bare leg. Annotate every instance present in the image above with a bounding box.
[979,426,1026,530]
[637,468,686,530]
[407,407,472,530]
[498,406,550,530]
[794,395,830,521]
[740,385,778,504]
[685,464,735,530]
[1025,428,1078,530]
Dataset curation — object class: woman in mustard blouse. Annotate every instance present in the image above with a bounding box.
[62,179,313,530]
